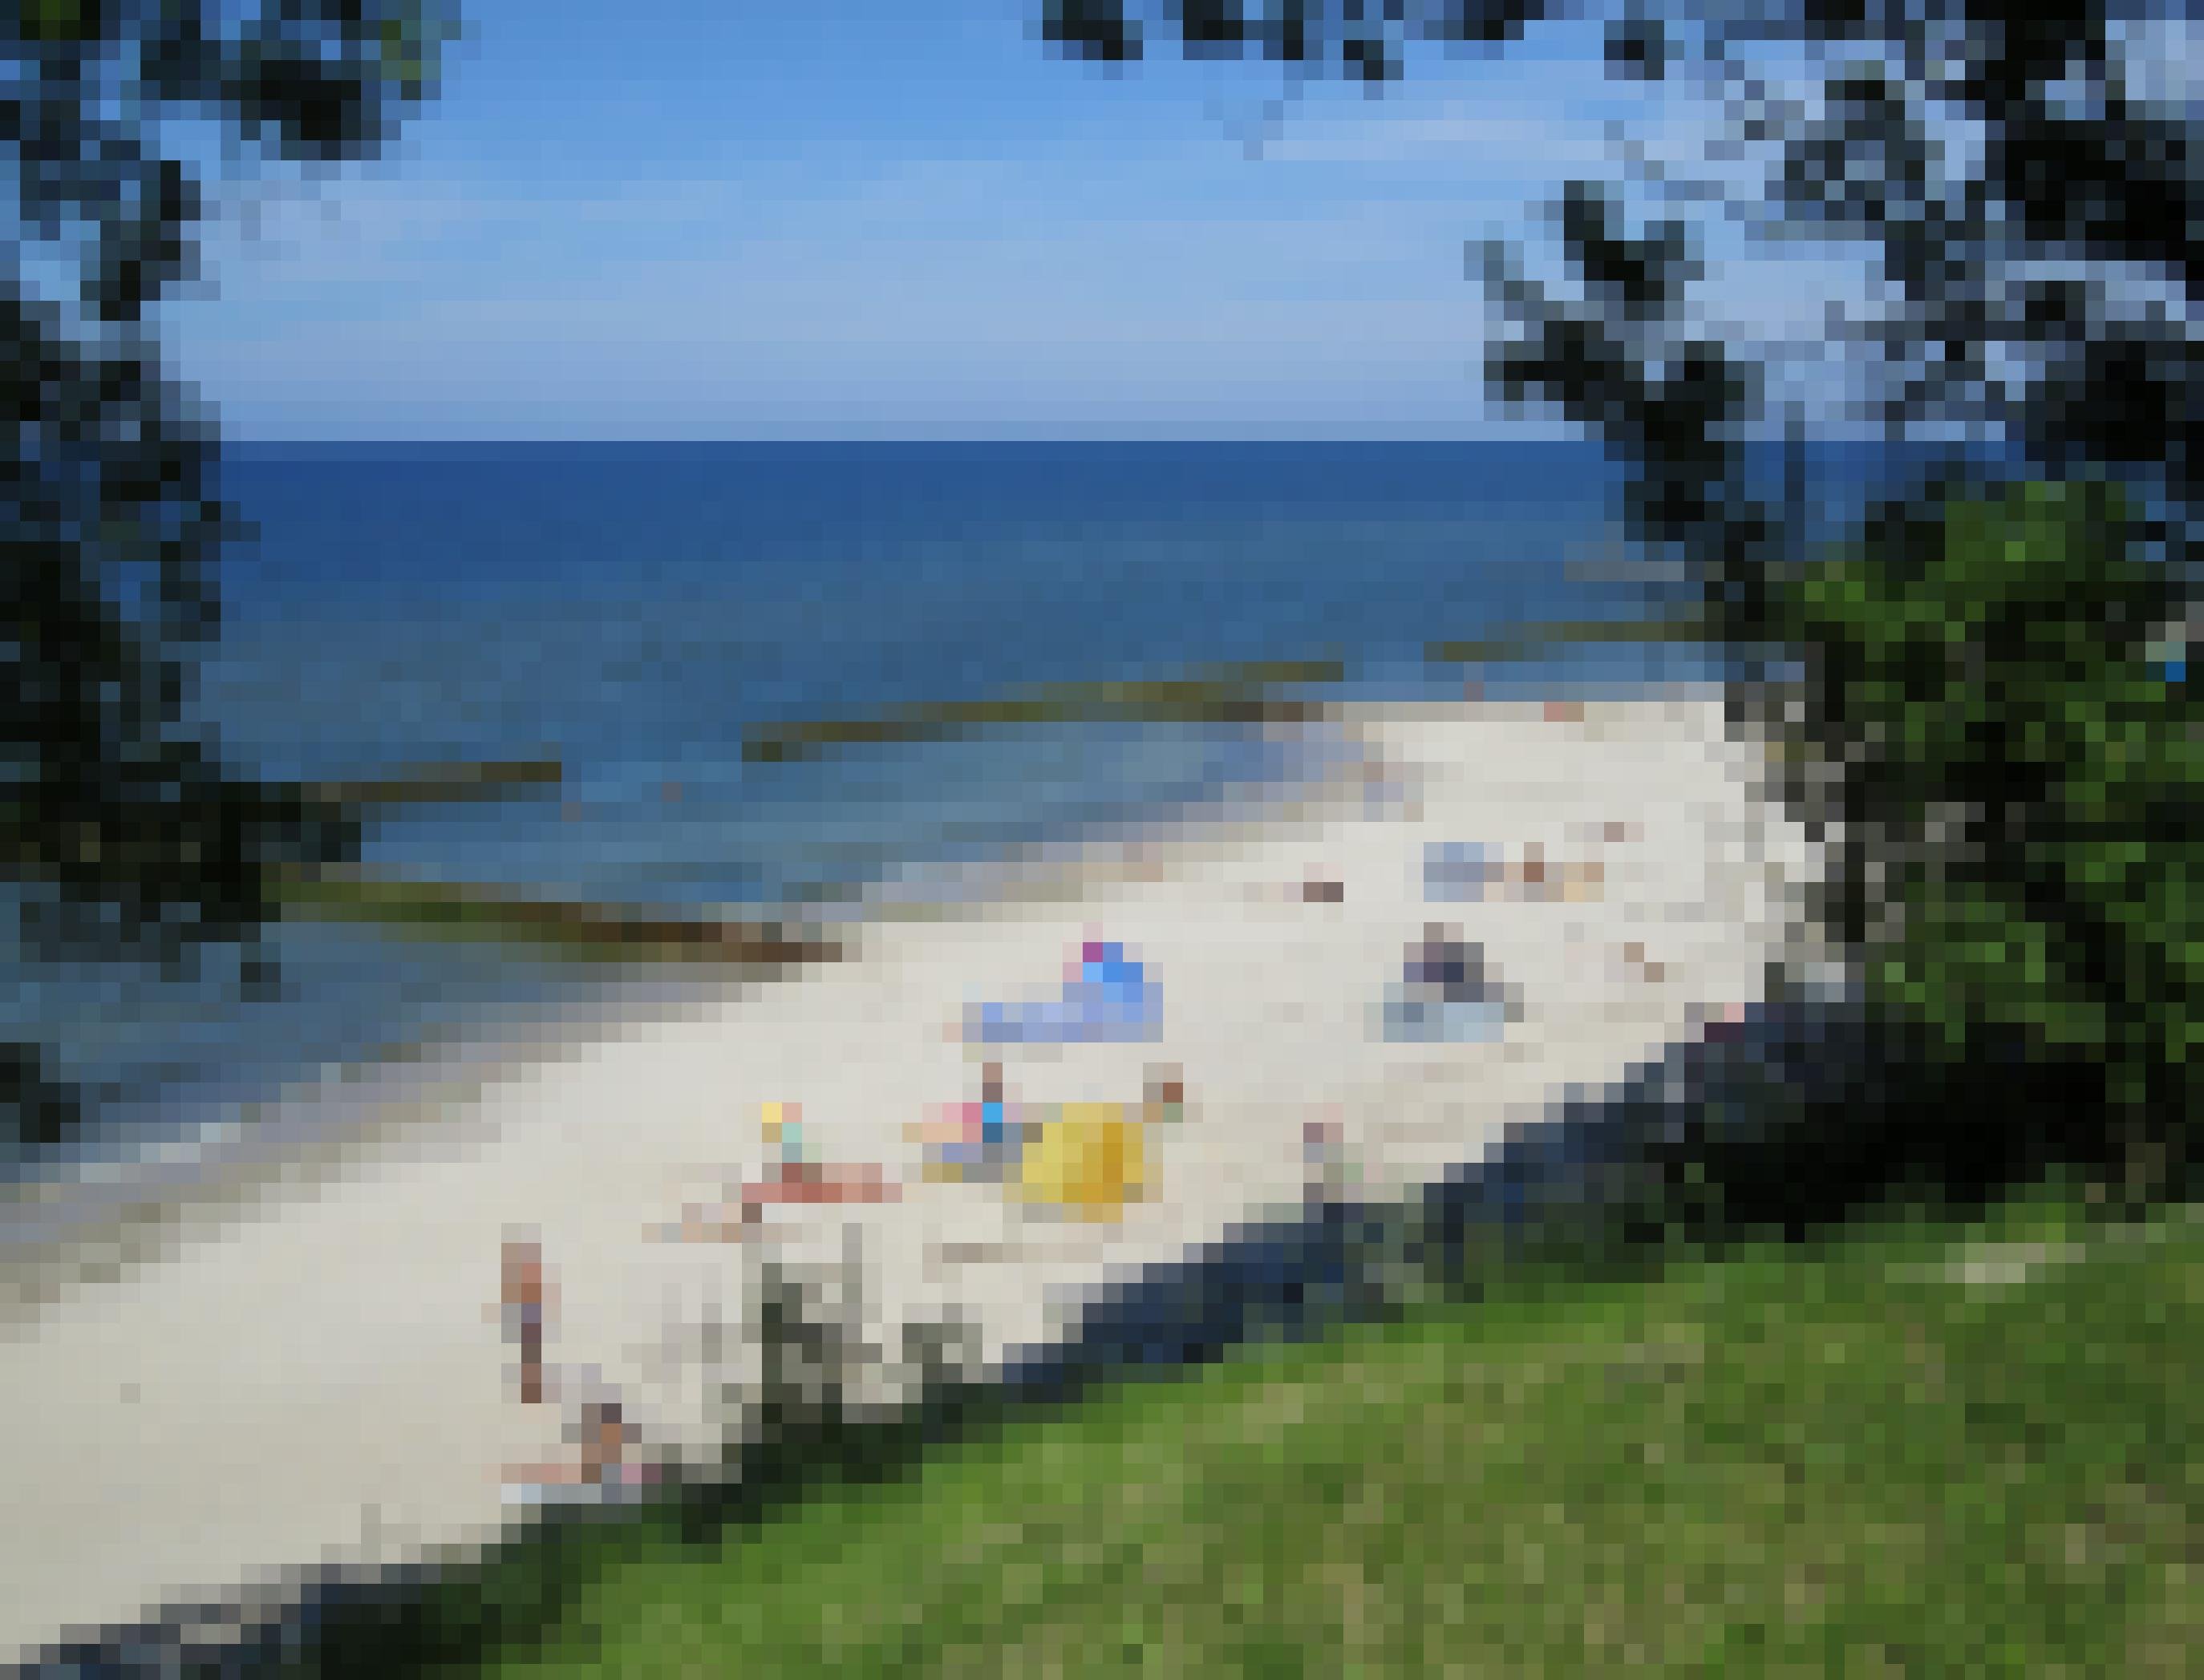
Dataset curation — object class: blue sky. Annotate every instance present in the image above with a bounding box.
[158,2,2194,442]
[159,2,1659,439]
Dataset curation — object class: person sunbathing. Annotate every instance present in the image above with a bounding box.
[502,1397,665,1505]
[1505,844,1604,902]
[661,1101,900,1244]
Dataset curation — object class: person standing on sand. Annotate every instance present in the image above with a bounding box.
[500,1235,551,1405]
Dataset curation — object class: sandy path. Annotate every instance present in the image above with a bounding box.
[0,691,1809,1661]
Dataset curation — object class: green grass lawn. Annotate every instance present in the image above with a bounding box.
[488,1188,2199,1678]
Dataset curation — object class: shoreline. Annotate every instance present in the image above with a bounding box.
[0,695,1395,1297]
[0,704,1370,1305]
[0,684,1809,1664]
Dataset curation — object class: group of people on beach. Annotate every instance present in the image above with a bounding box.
[492,937,1184,1499]
[488,864,1577,1497]
[497,1235,650,1501]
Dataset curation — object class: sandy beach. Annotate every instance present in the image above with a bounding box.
[0,690,1813,1662]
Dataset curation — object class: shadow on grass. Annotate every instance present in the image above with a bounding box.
[20,997,2150,1678]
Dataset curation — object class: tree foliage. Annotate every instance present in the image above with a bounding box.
[1768,480,2200,1134]
[1047,1,2202,1187]
[5,2,455,1140]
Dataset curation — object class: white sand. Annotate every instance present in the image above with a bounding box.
[0,691,1812,1661]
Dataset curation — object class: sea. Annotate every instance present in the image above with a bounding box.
[10,437,1932,1191]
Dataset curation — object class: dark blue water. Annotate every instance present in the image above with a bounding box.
[18,440,1744,1179]
[202,442,1697,900]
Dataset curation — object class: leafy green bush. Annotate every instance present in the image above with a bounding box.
[1760,477,2200,1185]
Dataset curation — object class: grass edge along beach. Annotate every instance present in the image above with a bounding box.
[336,1181,2203,1678]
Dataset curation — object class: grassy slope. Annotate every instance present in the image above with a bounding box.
[492,1189,2201,1678]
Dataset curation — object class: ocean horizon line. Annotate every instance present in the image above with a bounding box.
[218,435,1588,455]
[216,431,1920,452]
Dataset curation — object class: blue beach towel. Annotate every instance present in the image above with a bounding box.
[1424,840,1497,902]
[966,941,1162,1044]
[1377,991,1509,1044]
